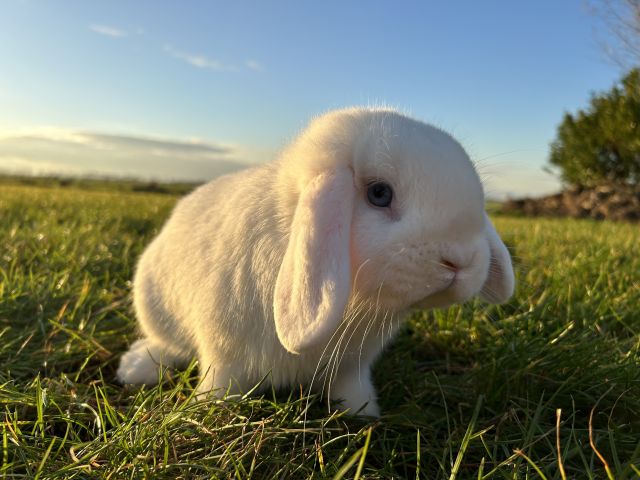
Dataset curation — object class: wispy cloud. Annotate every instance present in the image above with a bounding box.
[85,29,261,72]
[245,59,262,71]
[164,45,239,71]
[0,127,257,181]
[164,45,262,73]
[89,24,128,38]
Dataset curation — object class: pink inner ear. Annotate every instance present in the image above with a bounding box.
[273,168,355,354]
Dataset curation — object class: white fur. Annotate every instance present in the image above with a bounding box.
[117,107,515,417]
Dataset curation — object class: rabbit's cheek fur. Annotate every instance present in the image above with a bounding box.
[352,249,445,309]
[351,229,494,311]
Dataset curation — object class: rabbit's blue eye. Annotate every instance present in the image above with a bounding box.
[367,181,393,208]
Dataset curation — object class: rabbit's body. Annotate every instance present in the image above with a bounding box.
[119,162,392,413]
[118,108,515,416]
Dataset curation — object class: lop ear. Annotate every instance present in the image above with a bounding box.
[274,168,355,354]
[480,214,515,304]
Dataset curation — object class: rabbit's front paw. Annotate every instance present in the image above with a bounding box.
[117,339,162,385]
[330,369,380,417]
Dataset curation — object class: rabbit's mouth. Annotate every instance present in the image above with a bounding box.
[414,264,489,310]
[376,261,490,311]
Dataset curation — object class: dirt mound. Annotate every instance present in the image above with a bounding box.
[502,183,640,221]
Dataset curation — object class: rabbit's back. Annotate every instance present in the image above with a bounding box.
[132,162,292,378]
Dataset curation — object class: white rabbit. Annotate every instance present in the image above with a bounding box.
[117,107,515,417]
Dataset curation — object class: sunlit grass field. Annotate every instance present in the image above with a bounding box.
[1,182,638,479]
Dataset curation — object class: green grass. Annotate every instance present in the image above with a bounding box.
[0,182,638,479]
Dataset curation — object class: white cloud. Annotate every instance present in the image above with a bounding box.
[0,126,557,197]
[164,45,238,72]
[0,126,93,144]
[0,127,258,182]
[89,24,128,38]
[164,45,262,73]
[245,59,262,71]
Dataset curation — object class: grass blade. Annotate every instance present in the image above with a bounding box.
[449,395,483,480]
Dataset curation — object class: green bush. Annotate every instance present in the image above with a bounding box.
[549,68,640,186]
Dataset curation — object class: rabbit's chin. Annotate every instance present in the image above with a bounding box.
[412,281,482,310]
[352,277,471,314]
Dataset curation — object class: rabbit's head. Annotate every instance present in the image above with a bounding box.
[274,108,514,354]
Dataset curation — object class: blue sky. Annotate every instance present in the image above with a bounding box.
[0,0,626,197]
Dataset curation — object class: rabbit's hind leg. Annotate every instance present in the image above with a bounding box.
[119,262,194,386]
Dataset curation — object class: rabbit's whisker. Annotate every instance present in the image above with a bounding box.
[334,301,372,383]
[318,296,365,405]
[326,297,373,410]
[302,295,367,430]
